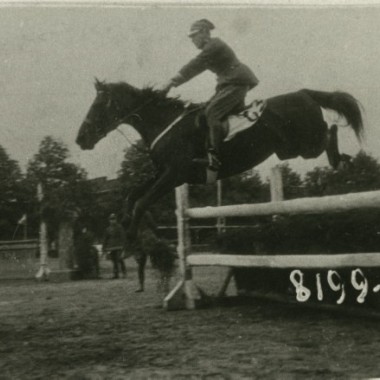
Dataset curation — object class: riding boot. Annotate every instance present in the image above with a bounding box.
[192,120,222,170]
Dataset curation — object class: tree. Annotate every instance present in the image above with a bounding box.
[27,136,86,190]
[26,136,94,241]
[276,162,303,200]
[219,170,268,205]
[303,166,331,197]
[284,151,380,255]
[304,151,380,197]
[0,146,25,239]
[118,141,156,194]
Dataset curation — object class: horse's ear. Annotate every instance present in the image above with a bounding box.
[94,77,105,92]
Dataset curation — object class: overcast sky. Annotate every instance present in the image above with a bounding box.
[1,3,380,180]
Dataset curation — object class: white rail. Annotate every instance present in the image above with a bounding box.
[187,253,380,268]
[187,190,380,219]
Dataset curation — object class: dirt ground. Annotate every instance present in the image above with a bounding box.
[1,261,380,380]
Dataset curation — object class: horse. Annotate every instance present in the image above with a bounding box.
[76,80,364,239]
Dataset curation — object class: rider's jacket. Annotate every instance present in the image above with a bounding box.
[171,38,258,91]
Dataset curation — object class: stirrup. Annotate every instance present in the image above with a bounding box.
[207,149,221,172]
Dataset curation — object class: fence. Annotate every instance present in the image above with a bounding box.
[164,167,380,311]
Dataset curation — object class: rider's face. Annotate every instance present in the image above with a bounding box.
[190,30,209,49]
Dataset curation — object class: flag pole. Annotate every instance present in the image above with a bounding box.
[35,183,50,281]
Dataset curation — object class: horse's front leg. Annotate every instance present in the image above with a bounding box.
[126,168,178,241]
[122,178,157,228]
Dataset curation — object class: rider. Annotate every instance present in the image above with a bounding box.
[162,19,259,171]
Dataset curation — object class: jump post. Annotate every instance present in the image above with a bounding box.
[164,166,380,311]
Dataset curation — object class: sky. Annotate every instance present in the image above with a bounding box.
[1,2,380,181]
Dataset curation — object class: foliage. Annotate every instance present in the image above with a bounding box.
[118,141,156,193]
[189,170,268,209]
[0,146,26,239]
[219,152,380,255]
[276,162,304,199]
[303,166,331,197]
[222,170,269,204]
[26,136,95,241]
[27,136,88,204]
[304,151,380,196]
[219,210,380,255]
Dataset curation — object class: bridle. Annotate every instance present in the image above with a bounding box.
[111,96,154,153]
[83,88,203,152]
[82,90,154,150]
[103,91,154,130]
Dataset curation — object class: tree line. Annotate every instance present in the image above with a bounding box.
[2,135,380,256]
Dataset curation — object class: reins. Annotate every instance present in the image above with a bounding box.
[112,98,154,154]
[105,89,204,153]
[149,103,203,151]
[114,128,145,153]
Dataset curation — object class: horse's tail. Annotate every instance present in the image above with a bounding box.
[302,89,364,143]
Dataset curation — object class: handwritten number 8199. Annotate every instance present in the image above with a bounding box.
[290,268,372,304]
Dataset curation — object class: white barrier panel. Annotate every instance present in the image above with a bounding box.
[187,253,380,269]
[187,190,380,219]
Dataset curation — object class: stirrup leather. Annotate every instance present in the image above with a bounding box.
[207,149,221,171]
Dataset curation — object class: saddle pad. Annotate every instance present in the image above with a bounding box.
[224,99,267,142]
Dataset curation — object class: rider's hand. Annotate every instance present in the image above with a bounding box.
[160,81,173,95]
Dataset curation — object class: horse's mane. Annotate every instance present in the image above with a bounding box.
[108,82,192,110]
[140,86,188,109]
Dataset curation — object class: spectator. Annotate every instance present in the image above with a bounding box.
[132,212,157,292]
[75,226,99,279]
[103,214,126,279]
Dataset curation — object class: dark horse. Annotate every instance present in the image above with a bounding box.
[76,80,364,239]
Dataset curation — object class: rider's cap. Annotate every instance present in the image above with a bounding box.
[188,19,215,37]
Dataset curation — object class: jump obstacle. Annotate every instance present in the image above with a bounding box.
[164,167,380,311]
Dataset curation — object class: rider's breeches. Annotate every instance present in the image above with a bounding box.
[205,84,250,152]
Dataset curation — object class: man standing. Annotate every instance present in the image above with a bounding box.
[75,225,100,279]
[103,214,126,279]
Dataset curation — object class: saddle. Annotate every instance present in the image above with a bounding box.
[194,100,267,184]
[223,100,267,141]
[196,99,267,143]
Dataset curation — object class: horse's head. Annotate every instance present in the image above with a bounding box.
[76,79,141,150]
